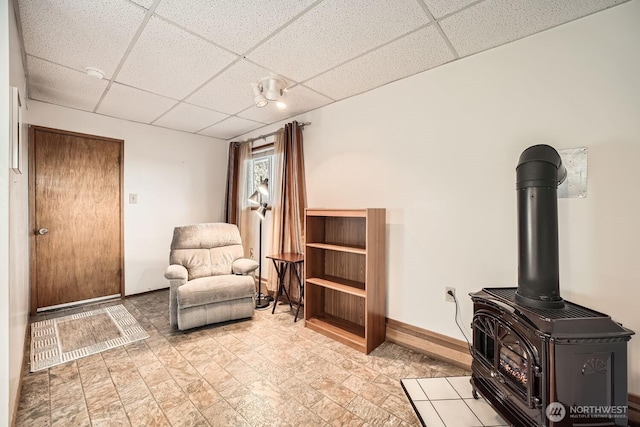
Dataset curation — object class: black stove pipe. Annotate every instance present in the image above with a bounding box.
[515,145,567,309]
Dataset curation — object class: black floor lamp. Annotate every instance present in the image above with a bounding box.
[248,178,270,309]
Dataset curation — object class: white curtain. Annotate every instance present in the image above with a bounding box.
[236,142,253,257]
[267,132,285,294]
[267,121,307,298]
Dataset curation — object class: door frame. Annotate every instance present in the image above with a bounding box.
[29,125,125,314]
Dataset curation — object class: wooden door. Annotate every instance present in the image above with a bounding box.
[30,126,124,312]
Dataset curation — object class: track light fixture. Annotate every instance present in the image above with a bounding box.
[251,76,287,110]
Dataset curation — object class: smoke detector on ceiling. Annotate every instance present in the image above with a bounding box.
[85,67,105,80]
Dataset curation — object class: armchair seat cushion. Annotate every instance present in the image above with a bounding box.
[177,275,254,309]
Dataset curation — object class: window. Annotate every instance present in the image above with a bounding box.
[249,148,274,204]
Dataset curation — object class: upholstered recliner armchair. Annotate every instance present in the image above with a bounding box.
[165,223,259,330]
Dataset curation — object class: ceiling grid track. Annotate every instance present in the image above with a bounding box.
[416,0,461,60]
[92,0,163,113]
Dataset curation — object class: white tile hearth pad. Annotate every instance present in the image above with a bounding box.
[401,376,508,426]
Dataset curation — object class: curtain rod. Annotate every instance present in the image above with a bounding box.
[234,122,311,146]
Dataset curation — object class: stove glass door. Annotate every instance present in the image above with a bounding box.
[498,326,529,396]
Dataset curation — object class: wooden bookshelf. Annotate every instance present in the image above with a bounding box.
[304,208,386,354]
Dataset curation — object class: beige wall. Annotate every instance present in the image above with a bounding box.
[3,0,30,423]
[4,6,638,426]
[237,1,640,393]
[27,101,229,296]
[1,0,12,424]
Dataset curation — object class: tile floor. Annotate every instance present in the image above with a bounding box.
[401,377,507,427]
[16,289,471,426]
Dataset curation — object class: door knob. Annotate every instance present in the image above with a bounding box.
[38,228,49,235]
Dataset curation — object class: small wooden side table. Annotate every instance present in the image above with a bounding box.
[266,252,304,322]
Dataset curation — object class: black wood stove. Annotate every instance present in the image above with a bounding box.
[470,145,634,427]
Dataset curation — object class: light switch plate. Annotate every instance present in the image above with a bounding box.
[129,193,137,204]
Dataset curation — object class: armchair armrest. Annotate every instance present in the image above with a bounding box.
[165,264,188,281]
[232,258,259,275]
[165,264,187,328]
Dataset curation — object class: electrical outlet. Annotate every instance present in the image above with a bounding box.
[445,287,455,302]
[249,248,254,259]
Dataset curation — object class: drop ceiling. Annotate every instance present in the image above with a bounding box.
[16,0,628,141]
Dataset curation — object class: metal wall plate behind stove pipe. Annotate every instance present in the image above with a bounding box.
[515,144,567,310]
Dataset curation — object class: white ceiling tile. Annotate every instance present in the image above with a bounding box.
[187,60,273,115]
[130,0,154,8]
[117,16,238,99]
[18,0,145,78]
[27,56,107,112]
[17,0,628,136]
[246,0,429,81]
[155,0,317,54]
[97,83,178,124]
[421,0,478,19]
[198,117,264,140]
[306,26,454,100]
[238,85,333,123]
[440,0,627,57]
[154,103,229,133]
